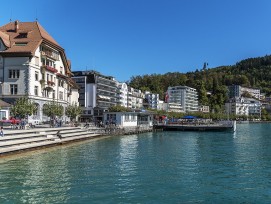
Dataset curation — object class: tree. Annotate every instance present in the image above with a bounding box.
[43,101,64,119]
[10,97,37,118]
[65,102,82,122]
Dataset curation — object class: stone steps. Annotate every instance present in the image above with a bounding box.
[0,127,102,155]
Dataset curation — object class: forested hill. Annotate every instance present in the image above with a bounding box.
[128,55,271,112]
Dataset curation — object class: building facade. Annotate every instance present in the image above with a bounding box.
[225,97,261,117]
[103,111,153,127]
[117,82,128,108]
[0,20,79,122]
[228,85,260,99]
[72,71,118,122]
[167,86,198,112]
[145,91,159,109]
[127,87,144,110]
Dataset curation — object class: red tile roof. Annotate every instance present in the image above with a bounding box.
[0,20,71,74]
[0,21,62,55]
[0,31,10,47]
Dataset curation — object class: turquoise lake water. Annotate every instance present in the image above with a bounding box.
[0,123,271,203]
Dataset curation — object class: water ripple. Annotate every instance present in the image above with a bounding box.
[0,124,271,203]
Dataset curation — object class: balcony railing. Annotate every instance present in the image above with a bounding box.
[41,65,58,73]
[56,73,67,79]
[47,81,55,86]
[41,50,59,60]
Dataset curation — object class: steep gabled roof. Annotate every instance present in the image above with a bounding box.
[0,21,60,55]
[0,20,71,73]
[0,30,10,47]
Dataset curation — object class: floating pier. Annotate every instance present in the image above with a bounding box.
[153,121,236,132]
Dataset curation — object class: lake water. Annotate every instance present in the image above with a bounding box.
[0,123,271,203]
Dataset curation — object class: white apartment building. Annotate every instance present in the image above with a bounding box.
[145,91,159,109]
[72,71,118,122]
[198,105,210,113]
[127,87,144,110]
[157,100,165,110]
[225,97,261,117]
[228,85,260,99]
[117,82,128,108]
[167,86,198,112]
[0,20,79,122]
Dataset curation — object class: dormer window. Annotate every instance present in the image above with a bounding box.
[15,42,27,46]
[16,33,28,38]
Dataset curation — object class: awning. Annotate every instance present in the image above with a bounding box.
[182,115,197,119]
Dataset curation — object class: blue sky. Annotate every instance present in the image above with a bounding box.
[1,0,271,82]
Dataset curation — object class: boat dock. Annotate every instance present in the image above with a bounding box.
[153,120,236,132]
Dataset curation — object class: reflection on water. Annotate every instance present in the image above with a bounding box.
[1,124,271,203]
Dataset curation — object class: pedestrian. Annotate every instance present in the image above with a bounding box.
[11,117,16,129]
[56,130,62,139]
[84,120,89,128]
[0,126,4,137]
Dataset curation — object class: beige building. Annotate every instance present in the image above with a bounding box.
[0,20,79,122]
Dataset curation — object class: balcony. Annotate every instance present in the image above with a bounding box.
[41,50,59,60]
[41,65,58,73]
[47,81,55,87]
[56,72,67,79]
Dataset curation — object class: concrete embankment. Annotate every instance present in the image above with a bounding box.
[0,125,153,157]
[0,126,104,156]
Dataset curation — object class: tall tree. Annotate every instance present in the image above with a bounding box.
[65,102,82,122]
[43,101,64,119]
[10,97,37,118]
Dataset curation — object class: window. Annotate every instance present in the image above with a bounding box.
[9,70,20,79]
[0,110,6,120]
[34,86,38,96]
[35,71,39,81]
[10,84,18,95]
[42,89,49,97]
[41,58,45,66]
[17,33,28,38]
[125,114,129,121]
[35,57,39,66]
[15,42,27,46]
[59,91,63,100]
[59,79,64,87]
[53,90,55,99]
[60,67,63,74]
[106,114,116,122]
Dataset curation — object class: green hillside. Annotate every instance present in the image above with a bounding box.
[128,55,271,113]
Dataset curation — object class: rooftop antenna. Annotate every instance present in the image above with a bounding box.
[35,9,38,21]
[10,10,12,22]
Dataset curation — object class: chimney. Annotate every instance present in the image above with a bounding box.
[14,20,19,32]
